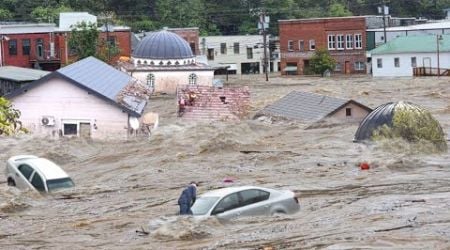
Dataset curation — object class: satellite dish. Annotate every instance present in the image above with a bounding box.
[129,117,140,130]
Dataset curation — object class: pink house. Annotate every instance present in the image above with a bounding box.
[6,57,148,139]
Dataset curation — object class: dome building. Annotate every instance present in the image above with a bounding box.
[119,29,214,94]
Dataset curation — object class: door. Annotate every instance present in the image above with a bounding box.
[16,164,34,189]
[211,193,240,220]
[237,189,271,216]
[79,123,91,139]
[345,61,351,74]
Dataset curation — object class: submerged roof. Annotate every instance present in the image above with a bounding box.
[0,66,50,82]
[132,30,194,60]
[7,57,147,116]
[256,91,371,123]
[370,35,450,55]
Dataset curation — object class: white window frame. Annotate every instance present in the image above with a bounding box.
[61,119,91,137]
[328,35,336,50]
[377,58,383,68]
[189,73,197,85]
[354,61,365,71]
[394,57,400,68]
[346,34,353,49]
[298,40,304,51]
[354,34,362,49]
[309,39,316,50]
[411,57,417,67]
[288,40,294,51]
[337,34,344,50]
[146,73,155,88]
[334,63,342,72]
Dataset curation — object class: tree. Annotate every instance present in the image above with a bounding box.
[328,2,352,17]
[69,21,100,60]
[0,97,26,135]
[0,8,13,20]
[31,5,73,23]
[309,48,336,76]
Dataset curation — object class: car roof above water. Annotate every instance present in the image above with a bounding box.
[200,186,275,197]
[11,155,69,180]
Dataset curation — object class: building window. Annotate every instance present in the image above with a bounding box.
[327,35,336,50]
[190,43,196,54]
[288,40,294,51]
[354,34,362,49]
[346,108,352,117]
[299,40,304,51]
[207,48,214,60]
[8,40,17,55]
[63,123,77,136]
[220,43,227,54]
[309,40,316,50]
[335,63,342,72]
[22,39,31,55]
[377,58,383,68]
[233,42,239,54]
[354,61,365,71]
[36,38,44,59]
[189,73,197,85]
[337,35,344,50]
[345,34,353,49]
[146,74,155,88]
[107,36,116,47]
[394,57,400,67]
[411,57,417,67]
[246,47,253,59]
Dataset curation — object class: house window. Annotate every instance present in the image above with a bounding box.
[220,43,227,54]
[354,61,365,71]
[288,40,294,51]
[146,73,155,88]
[190,43,196,54]
[346,108,352,117]
[63,123,77,136]
[411,57,417,67]
[394,57,400,67]
[233,42,239,54]
[8,39,17,55]
[309,39,316,50]
[246,47,253,59]
[327,35,336,50]
[36,38,44,59]
[377,58,383,68]
[337,35,344,50]
[188,73,197,85]
[207,48,214,60]
[346,34,353,49]
[335,63,342,72]
[354,34,362,49]
[299,40,304,51]
[22,39,31,55]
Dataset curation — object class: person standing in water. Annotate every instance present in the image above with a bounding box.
[177,182,198,215]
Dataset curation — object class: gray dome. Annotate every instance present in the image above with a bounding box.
[132,30,194,60]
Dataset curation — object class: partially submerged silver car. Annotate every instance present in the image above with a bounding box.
[191,186,300,219]
[5,155,75,193]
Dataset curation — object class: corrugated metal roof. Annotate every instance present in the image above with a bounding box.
[0,66,50,82]
[57,57,146,115]
[256,91,351,123]
[367,20,450,32]
[370,34,450,55]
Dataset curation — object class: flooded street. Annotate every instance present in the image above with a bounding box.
[1,75,449,249]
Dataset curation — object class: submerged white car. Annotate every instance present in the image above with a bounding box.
[191,186,300,220]
[5,155,75,193]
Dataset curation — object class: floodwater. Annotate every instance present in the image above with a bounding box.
[1,75,449,249]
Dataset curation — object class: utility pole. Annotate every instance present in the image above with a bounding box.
[258,11,269,81]
[99,11,114,62]
[378,2,389,44]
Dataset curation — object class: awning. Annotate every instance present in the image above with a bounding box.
[226,64,237,71]
[284,66,298,71]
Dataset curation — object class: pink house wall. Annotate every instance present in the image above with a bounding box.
[329,103,370,122]
[11,78,130,139]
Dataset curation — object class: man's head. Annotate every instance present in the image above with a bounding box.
[190,181,198,188]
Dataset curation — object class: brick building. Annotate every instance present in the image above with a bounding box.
[168,28,200,55]
[278,16,367,75]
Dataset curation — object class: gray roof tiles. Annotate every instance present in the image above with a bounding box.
[0,66,50,82]
[258,91,354,123]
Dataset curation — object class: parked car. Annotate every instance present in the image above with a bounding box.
[190,186,300,220]
[5,155,75,193]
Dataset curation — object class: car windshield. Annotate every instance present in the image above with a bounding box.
[46,177,75,192]
[191,196,220,215]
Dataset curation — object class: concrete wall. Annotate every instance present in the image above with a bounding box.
[372,52,450,77]
[11,77,130,139]
[132,70,214,94]
[199,35,267,74]
[329,102,370,122]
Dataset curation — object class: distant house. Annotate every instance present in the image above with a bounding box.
[0,66,49,96]
[370,35,450,77]
[6,57,148,139]
[254,91,372,128]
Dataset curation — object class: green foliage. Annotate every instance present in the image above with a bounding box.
[0,97,27,136]
[69,21,100,60]
[328,2,352,17]
[31,5,73,23]
[372,105,447,152]
[309,48,336,76]
[0,8,13,20]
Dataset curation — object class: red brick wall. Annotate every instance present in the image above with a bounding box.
[279,17,366,75]
[169,28,200,55]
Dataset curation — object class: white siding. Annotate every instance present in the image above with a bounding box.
[11,78,129,139]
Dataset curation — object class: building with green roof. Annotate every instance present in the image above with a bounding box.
[370,34,450,77]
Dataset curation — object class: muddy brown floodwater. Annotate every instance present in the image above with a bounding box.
[1,75,449,249]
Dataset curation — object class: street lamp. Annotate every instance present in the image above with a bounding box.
[437,34,443,76]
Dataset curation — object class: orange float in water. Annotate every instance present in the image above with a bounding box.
[360,162,370,170]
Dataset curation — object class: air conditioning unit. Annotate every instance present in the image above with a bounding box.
[41,116,55,126]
